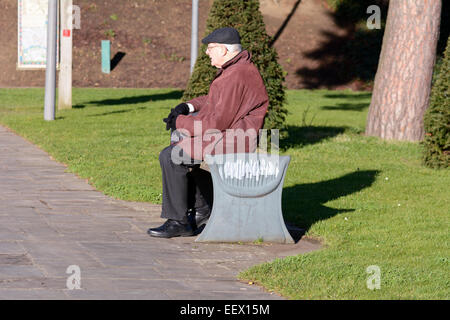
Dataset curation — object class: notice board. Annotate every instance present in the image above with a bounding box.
[17,0,59,69]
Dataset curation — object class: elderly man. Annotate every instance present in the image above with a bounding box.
[148,27,269,238]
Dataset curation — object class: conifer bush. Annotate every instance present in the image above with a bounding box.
[182,0,287,135]
[423,35,450,169]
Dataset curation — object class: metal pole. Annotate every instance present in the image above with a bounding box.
[44,0,58,121]
[190,0,199,74]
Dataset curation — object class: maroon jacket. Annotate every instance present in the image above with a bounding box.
[175,50,269,160]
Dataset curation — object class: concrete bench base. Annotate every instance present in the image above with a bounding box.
[195,153,294,244]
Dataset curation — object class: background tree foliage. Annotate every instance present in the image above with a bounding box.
[182,0,287,135]
[423,35,450,169]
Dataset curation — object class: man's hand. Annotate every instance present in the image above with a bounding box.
[163,111,178,131]
[163,103,190,131]
[173,103,190,116]
[166,103,190,120]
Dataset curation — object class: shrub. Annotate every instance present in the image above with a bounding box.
[423,35,450,168]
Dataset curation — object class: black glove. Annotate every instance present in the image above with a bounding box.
[163,103,190,131]
[173,103,190,116]
[163,111,178,131]
[165,103,189,120]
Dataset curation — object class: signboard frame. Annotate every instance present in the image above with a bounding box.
[17,0,60,70]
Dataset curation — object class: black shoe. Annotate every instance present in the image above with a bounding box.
[147,219,194,238]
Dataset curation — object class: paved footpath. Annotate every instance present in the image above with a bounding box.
[0,125,320,300]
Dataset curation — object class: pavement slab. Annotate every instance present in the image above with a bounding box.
[0,124,321,300]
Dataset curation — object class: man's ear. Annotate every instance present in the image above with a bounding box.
[220,46,228,56]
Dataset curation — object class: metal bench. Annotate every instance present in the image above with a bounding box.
[195,152,294,243]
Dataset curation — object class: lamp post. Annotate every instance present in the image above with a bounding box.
[190,0,199,74]
[44,0,58,121]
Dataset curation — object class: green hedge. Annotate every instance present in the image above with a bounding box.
[423,35,450,169]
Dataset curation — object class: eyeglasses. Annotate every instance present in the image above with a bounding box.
[206,45,222,53]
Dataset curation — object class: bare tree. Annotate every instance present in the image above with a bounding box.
[366,0,442,141]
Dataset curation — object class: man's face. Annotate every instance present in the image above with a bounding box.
[205,43,226,68]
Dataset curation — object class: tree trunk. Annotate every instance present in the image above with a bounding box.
[366,0,442,141]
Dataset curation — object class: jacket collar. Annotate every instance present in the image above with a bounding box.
[213,50,251,81]
[221,50,251,70]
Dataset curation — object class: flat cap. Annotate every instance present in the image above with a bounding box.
[202,27,241,45]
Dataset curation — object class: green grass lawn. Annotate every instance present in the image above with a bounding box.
[0,88,448,299]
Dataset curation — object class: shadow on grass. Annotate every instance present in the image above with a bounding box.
[281,125,347,150]
[324,93,371,100]
[74,90,184,109]
[321,103,369,112]
[283,170,380,242]
[87,106,147,117]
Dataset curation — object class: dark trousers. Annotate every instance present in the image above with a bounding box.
[159,145,213,223]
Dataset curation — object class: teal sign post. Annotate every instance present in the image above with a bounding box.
[101,40,111,74]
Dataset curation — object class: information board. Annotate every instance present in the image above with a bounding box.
[17,0,58,69]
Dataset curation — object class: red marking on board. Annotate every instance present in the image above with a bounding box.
[63,29,71,37]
